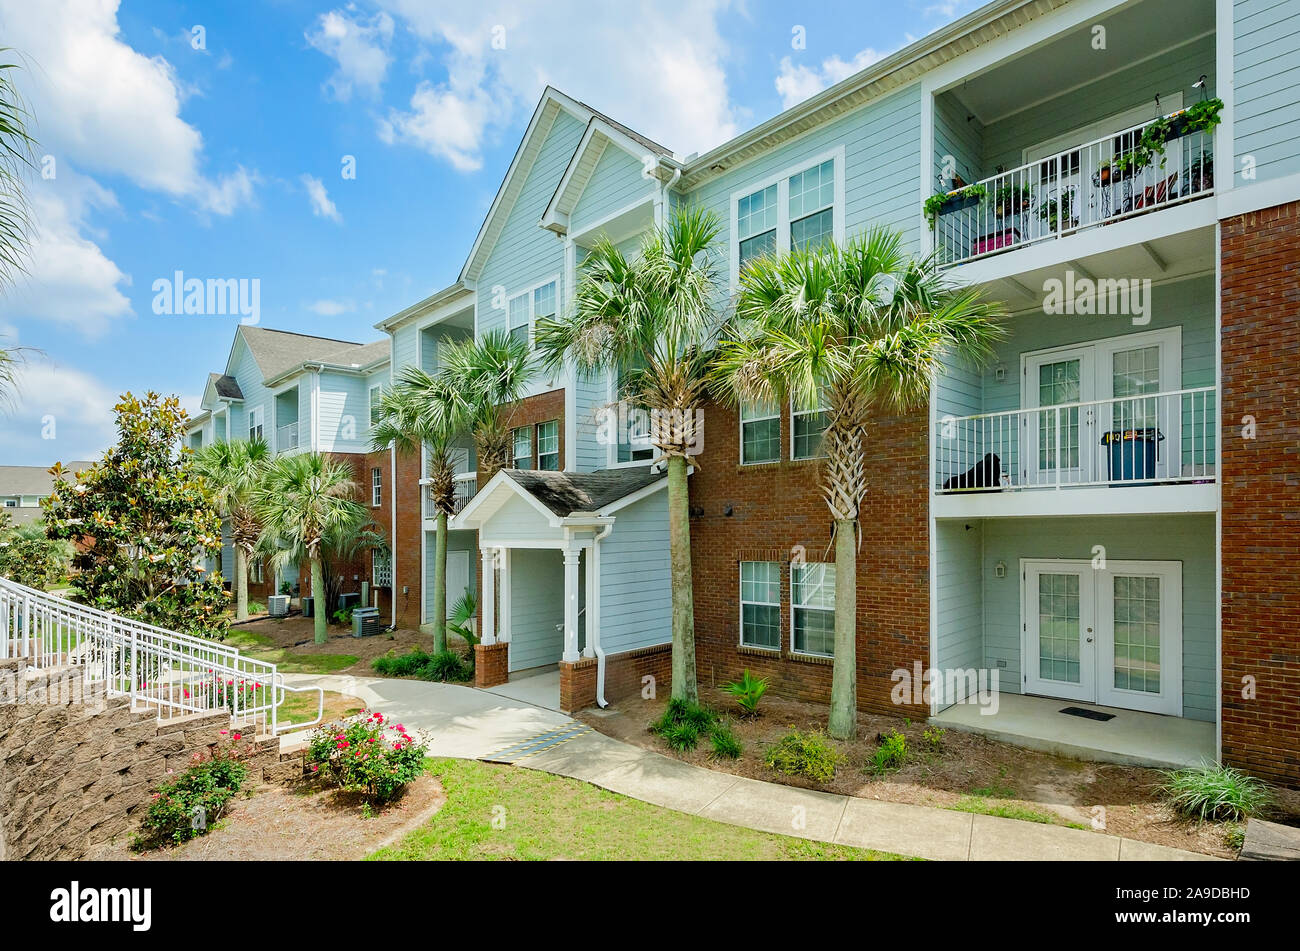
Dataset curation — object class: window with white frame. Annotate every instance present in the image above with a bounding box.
[371,467,382,507]
[740,561,781,649]
[732,149,843,286]
[508,293,531,349]
[737,183,777,270]
[533,280,557,329]
[792,393,830,460]
[615,358,655,464]
[512,426,533,469]
[506,278,558,350]
[536,420,559,470]
[791,562,836,656]
[740,400,780,464]
[788,159,835,251]
[3,499,16,508]
[372,548,392,587]
[248,406,264,442]
[252,559,264,584]
[369,384,383,427]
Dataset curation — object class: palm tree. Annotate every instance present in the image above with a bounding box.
[253,453,368,643]
[535,206,725,703]
[369,369,465,652]
[0,55,35,404]
[194,439,271,621]
[711,228,1005,739]
[438,329,536,483]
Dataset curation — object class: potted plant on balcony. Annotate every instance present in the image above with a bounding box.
[923,182,987,230]
[1038,190,1077,232]
[1114,97,1223,179]
[993,183,1033,218]
[1190,150,1214,193]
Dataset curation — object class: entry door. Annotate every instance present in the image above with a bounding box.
[1100,341,1179,480]
[1023,560,1182,716]
[446,550,470,621]
[1023,347,1095,486]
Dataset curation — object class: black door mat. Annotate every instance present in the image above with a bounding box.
[1060,706,1115,721]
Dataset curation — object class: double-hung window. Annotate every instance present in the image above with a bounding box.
[731,149,843,287]
[533,281,556,330]
[740,400,780,464]
[740,561,781,649]
[536,420,560,470]
[791,391,830,460]
[371,467,382,507]
[615,357,655,464]
[368,384,383,427]
[248,406,264,442]
[791,562,836,657]
[507,293,531,349]
[512,426,533,470]
[506,278,558,350]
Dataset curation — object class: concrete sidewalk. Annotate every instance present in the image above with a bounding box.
[283,674,1216,861]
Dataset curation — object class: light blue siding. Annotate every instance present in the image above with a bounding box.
[933,91,983,190]
[479,493,556,544]
[599,488,671,656]
[934,520,984,703]
[574,368,609,472]
[973,514,1216,722]
[1234,0,1300,180]
[508,548,564,671]
[571,143,657,233]
[317,371,370,453]
[423,529,477,624]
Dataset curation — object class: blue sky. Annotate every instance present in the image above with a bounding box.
[0,0,978,465]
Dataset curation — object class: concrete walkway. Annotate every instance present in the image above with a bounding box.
[284,674,1216,861]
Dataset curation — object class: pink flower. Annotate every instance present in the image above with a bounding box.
[219,729,228,736]
[233,733,242,741]
[310,764,319,773]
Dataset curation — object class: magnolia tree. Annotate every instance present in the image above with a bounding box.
[44,392,229,638]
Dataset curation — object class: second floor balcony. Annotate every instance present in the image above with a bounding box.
[276,421,299,451]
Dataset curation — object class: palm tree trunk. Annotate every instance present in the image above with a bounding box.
[310,555,327,644]
[234,546,249,621]
[666,454,697,702]
[432,510,448,653]
[827,518,858,740]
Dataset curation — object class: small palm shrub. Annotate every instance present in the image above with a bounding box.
[651,698,722,753]
[661,721,701,752]
[868,730,909,774]
[763,729,844,783]
[372,649,431,677]
[1159,765,1273,822]
[134,734,249,849]
[372,648,471,682]
[722,669,769,717]
[306,711,424,804]
[709,721,742,760]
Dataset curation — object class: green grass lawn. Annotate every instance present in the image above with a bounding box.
[949,787,1087,829]
[369,758,908,861]
[222,628,358,674]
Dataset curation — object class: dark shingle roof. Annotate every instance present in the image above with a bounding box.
[236,326,389,383]
[503,468,665,517]
[207,372,244,400]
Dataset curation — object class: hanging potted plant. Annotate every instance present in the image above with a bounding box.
[923,182,988,230]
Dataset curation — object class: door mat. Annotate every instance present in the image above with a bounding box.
[1059,706,1115,721]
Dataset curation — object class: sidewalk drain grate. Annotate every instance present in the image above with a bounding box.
[1059,706,1115,721]
[484,722,593,764]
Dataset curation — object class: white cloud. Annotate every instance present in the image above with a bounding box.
[306,299,353,316]
[0,0,256,214]
[306,8,395,101]
[366,1,739,170]
[0,360,119,465]
[300,174,342,223]
[0,169,132,338]
[775,48,887,109]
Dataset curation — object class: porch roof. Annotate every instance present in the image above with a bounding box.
[505,468,665,517]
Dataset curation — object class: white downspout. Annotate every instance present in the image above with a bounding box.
[592,522,615,707]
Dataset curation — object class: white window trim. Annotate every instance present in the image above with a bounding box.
[728,145,846,291]
[536,419,560,470]
[605,370,658,470]
[790,561,836,658]
[512,425,534,470]
[738,561,781,652]
[790,395,830,461]
[248,405,264,443]
[739,400,782,466]
[371,466,383,507]
[368,383,384,428]
[505,274,560,349]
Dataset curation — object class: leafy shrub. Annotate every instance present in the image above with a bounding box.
[868,730,908,774]
[660,721,701,752]
[135,735,250,849]
[709,721,742,760]
[372,648,471,682]
[763,729,844,783]
[248,601,266,615]
[306,711,425,804]
[332,606,354,626]
[1159,765,1273,822]
[922,726,945,750]
[651,698,717,735]
[722,669,769,717]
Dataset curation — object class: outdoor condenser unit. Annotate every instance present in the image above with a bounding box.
[267,595,289,617]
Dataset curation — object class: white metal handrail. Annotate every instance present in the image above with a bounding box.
[935,111,1215,267]
[935,385,1216,492]
[0,577,298,735]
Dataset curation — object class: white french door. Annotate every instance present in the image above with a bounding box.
[1023,559,1182,716]
[1023,347,1095,486]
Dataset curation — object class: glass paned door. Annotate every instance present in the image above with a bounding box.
[1024,563,1095,702]
[1105,343,1175,479]
[1024,348,1094,486]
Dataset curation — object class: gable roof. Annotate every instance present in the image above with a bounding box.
[206,373,244,401]
[232,326,390,385]
[503,468,666,517]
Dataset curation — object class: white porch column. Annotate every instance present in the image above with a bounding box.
[582,546,596,659]
[562,546,581,663]
[480,547,496,646]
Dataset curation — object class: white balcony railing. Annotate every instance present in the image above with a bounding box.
[934,112,1215,267]
[276,422,298,451]
[935,386,1216,493]
[423,472,479,519]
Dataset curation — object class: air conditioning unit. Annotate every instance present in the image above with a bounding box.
[267,595,289,618]
[352,606,381,638]
[301,596,314,618]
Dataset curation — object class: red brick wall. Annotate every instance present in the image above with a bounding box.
[1220,200,1300,786]
[559,643,673,713]
[489,387,565,477]
[688,399,930,717]
[364,447,423,629]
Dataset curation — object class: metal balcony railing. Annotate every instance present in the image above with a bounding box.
[934,111,1215,267]
[276,422,298,451]
[935,386,1216,493]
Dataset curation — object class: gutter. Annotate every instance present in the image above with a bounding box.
[591,522,615,708]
